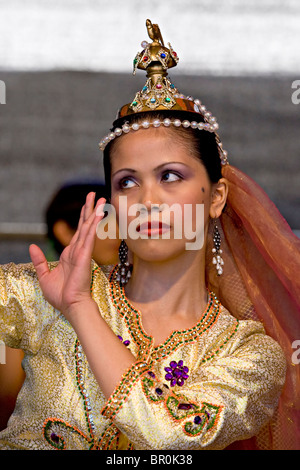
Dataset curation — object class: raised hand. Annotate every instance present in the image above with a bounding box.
[29,192,105,316]
[30,193,136,399]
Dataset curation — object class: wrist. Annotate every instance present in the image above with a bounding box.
[63,298,99,325]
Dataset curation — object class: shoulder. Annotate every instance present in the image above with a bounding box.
[0,261,55,301]
[1,260,59,282]
[217,303,286,371]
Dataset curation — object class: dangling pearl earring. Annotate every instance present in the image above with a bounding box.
[212,221,224,276]
[116,240,132,286]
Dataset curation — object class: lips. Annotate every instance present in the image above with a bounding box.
[137,220,170,235]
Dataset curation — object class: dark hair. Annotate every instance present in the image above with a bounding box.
[103,110,222,197]
[46,180,109,254]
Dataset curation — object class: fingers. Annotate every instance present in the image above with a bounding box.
[70,193,105,247]
[82,200,105,251]
[29,244,50,281]
[69,205,85,247]
[77,192,95,235]
[83,191,96,223]
[70,195,106,253]
[77,197,105,247]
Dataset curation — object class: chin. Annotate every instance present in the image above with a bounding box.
[129,238,191,263]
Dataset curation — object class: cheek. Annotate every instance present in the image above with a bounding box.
[177,184,211,209]
[179,185,212,230]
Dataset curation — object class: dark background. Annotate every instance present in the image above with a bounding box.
[0,70,299,264]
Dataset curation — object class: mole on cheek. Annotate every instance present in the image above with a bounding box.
[201,187,205,193]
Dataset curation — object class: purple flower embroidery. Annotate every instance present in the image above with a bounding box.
[164,360,189,387]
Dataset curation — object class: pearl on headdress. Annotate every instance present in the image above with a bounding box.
[99,114,228,165]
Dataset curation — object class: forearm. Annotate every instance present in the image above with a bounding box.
[66,300,136,399]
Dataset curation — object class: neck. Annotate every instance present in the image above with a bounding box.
[124,248,208,319]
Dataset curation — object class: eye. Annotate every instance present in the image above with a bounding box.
[118,177,137,189]
[161,171,182,183]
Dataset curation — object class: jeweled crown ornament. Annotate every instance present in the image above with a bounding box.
[119,19,202,118]
[127,19,180,114]
[99,19,229,165]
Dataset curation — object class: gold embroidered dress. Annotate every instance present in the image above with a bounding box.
[0,261,286,450]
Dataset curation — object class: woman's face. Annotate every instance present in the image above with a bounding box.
[110,126,223,262]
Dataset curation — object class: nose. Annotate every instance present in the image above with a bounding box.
[143,200,160,212]
[139,182,162,212]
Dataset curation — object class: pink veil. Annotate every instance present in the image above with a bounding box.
[205,164,300,450]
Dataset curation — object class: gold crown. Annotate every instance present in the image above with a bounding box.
[118,19,201,118]
[99,19,229,165]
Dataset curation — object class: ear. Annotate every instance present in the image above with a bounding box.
[52,220,75,248]
[209,178,228,219]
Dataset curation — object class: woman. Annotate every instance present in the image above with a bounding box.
[0,20,299,450]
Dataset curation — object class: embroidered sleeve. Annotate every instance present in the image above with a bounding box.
[0,262,58,353]
[101,321,286,450]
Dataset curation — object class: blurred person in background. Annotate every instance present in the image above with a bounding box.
[45,179,119,266]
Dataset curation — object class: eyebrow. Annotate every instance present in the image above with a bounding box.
[112,162,190,178]
[112,168,137,177]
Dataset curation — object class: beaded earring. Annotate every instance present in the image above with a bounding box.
[116,240,132,285]
[212,222,224,276]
